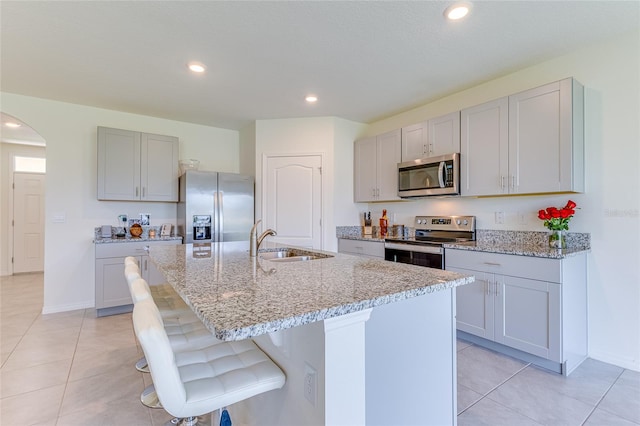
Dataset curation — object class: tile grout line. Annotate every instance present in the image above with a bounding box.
[53,308,87,425]
[0,310,40,371]
[457,361,532,416]
[579,368,628,426]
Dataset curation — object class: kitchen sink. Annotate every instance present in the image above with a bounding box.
[259,248,333,262]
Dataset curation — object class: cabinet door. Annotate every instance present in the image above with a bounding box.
[95,256,137,309]
[376,129,401,201]
[494,275,561,361]
[401,122,428,162]
[141,133,179,202]
[449,267,495,340]
[460,98,509,196]
[142,255,168,285]
[509,80,565,194]
[354,136,378,202]
[428,111,460,157]
[97,127,141,200]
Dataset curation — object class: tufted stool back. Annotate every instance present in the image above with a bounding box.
[133,298,188,413]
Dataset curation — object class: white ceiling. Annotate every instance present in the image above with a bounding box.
[1,1,638,138]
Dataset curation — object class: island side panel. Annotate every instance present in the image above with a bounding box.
[231,320,328,425]
[365,288,457,425]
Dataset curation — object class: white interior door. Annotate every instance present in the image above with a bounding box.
[264,155,322,249]
[13,172,45,273]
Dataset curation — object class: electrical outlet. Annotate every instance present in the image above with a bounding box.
[304,363,317,406]
[495,211,505,224]
[518,212,527,225]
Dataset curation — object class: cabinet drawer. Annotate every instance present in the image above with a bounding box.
[96,240,180,259]
[338,239,385,258]
[445,249,561,283]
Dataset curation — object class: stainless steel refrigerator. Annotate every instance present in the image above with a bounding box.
[177,171,254,244]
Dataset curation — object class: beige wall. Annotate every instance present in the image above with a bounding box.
[360,29,640,371]
[0,93,240,312]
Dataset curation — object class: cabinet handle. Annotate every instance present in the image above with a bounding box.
[423,144,428,154]
[142,187,146,197]
[495,281,500,296]
[500,176,505,190]
[485,281,490,295]
[136,187,139,197]
[483,262,501,266]
[429,143,433,154]
[144,258,148,271]
[511,175,516,189]
[372,188,376,198]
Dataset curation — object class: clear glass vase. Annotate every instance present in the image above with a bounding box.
[548,230,566,249]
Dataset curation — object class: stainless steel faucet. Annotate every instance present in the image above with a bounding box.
[249,220,277,257]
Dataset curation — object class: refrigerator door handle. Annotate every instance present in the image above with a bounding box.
[218,191,224,243]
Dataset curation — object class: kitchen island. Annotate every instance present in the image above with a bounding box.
[148,241,474,425]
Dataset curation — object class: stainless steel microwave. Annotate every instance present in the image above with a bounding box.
[398,153,460,198]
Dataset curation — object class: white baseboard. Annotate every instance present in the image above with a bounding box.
[589,349,640,372]
[42,300,94,315]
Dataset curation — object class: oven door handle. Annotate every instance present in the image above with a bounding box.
[384,242,443,255]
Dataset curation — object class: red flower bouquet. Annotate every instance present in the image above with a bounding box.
[538,200,577,231]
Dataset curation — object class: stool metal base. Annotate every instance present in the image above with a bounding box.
[141,384,162,409]
[163,413,209,426]
[135,356,150,373]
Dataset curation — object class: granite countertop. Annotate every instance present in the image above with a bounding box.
[336,227,591,260]
[94,235,183,244]
[147,241,474,341]
[443,241,589,259]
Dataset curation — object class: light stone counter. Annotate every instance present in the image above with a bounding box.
[147,241,474,341]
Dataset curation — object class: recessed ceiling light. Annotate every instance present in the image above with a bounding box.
[305,95,318,103]
[444,2,472,20]
[5,122,21,128]
[187,62,206,73]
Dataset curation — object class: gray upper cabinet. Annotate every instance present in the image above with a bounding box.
[460,98,509,196]
[461,78,584,196]
[97,126,179,202]
[354,129,401,202]
[401,111,460,162]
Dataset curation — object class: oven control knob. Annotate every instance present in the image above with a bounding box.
[417,219,422,224]
[456,219,461,225]
[463,220,468,225]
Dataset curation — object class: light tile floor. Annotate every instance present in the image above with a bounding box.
[1,273,639,425]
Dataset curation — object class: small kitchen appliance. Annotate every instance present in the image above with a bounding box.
[384,215,475,269]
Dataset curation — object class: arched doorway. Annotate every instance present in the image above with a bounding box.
[1,112,47,275]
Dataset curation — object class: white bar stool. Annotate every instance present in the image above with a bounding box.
[133,297,286,426]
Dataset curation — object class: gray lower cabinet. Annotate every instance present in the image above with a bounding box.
[446,248,587,375]
[338,239,384,258]
[95,240,181,316]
